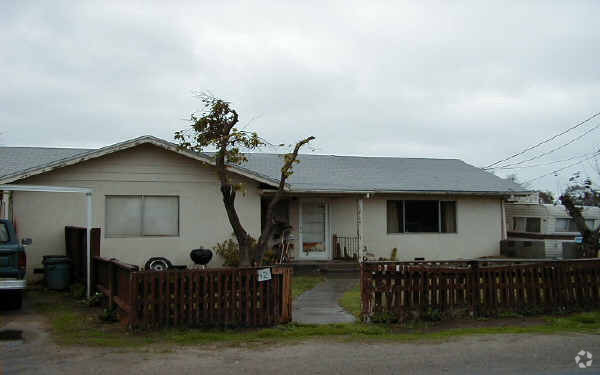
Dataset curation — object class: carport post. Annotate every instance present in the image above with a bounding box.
[86,192,92,299]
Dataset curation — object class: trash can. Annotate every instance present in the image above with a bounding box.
[42,256,72,290]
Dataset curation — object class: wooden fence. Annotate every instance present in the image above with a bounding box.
[361,259,600,322]
[65,226,101,283]
[93,256,293,329]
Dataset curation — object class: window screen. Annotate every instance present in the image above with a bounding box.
[106,196,179,237]
[513,217,540,233]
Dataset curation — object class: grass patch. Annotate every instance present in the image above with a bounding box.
[292,275,325,300]
[29,288,600,349]
[338,282,361,318]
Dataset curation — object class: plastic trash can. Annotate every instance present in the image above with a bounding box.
[42,256,72,290]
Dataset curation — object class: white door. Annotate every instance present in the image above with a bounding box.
[299,200,330,260]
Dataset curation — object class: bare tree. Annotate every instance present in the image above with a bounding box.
[175,95,314,266]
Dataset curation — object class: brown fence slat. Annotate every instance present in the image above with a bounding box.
[361,259,600,323]
[92,257,291,329]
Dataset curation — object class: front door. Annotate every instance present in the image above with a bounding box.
[299,200,330,260]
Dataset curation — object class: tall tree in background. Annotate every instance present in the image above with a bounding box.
[175,95,314,266]
[560,173,600,258]
[538,191,555,204]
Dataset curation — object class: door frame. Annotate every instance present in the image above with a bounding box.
[298,198,331,260]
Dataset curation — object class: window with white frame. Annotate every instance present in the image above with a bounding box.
[386,200,456,233]
[555,218,596,232]
[512,217,541,233]
[105,196,179,237]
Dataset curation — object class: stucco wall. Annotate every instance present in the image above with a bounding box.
[11,144,262,279]
[284,195,502,261]
[363,195,503,260]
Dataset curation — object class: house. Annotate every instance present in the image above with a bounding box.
[0,135,528,279]
[504,195,600,258]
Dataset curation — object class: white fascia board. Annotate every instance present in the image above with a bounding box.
[0,184,92,194]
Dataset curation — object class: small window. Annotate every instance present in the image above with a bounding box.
[513,217,541,233]
[106,196,179,237]
[0,223,9,243]
[386,200,457,234]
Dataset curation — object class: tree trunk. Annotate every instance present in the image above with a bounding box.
[561,194,600,258]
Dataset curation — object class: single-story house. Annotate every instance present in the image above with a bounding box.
[0,135,528,279]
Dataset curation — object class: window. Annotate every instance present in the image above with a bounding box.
[512,217,541,233]
[105,196,179,237]
[0,222,9,243]
[555,218,597,232]
[386,200,456,233]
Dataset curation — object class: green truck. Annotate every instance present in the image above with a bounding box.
[0,219,31,309]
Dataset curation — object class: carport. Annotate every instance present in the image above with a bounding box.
[0,184,94,297]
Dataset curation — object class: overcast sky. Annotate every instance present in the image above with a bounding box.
[1,1,599,196]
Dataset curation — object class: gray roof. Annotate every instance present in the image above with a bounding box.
[240,153,527,194]
[0,137,527,194]
[0,147,92,179]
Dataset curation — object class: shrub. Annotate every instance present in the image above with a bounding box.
[390,248,398,261]
[214,238,240,267]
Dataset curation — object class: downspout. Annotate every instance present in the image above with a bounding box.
[86,192,93,299]
[501,199,507,240]
[1,190,11,221]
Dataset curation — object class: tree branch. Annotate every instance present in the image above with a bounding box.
[256,136,315,262]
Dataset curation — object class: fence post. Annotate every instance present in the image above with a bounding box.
[360,262,368,322]
[108,261,114,310]
[470,260,480,318]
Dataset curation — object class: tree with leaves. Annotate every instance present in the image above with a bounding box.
[175,95,314,266]
[538,191,555,204]
[560,173,600,258]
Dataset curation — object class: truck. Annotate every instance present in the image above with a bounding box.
[0,219,31,309]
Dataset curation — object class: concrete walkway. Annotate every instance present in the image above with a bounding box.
[293,276,358,324]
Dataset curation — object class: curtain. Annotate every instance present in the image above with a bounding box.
[441,201,456,233]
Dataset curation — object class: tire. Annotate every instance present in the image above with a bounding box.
[11,291,23,310]
[144,257,172,271]
[1,291,23,310]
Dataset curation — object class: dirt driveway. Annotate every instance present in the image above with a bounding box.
[2,297,600,375]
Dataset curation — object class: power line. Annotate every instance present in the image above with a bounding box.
[484,111,600,169]
[523,151,600,184]
[493,151,597,170]
[488,121,600,169]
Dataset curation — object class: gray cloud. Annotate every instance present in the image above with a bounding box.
[1,1,599,196]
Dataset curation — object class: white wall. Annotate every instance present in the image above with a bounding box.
[284,194,503,261]
[12,144,262,279]
[364,195,503,260]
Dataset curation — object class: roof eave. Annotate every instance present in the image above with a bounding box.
[0,135,280,188]
[260,188,532,197]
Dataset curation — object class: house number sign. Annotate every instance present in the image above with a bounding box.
[257,268,272,282]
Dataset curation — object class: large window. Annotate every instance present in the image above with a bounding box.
[106,196,179,237]
[387,200,456,233]
[555,218,596,232]
[512,217,541,233]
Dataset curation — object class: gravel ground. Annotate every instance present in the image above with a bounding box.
[2,298,600,374]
